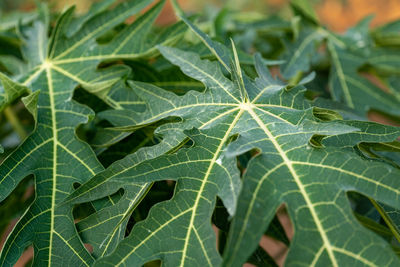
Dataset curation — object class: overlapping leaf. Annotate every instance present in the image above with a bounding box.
[67,22,400,266]
[327,38,400,116]
[0,0,186,266]
[1,0,400,266]
[278,5,400,117]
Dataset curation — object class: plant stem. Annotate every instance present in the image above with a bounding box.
[369,198,400,244]
[289,71,303,85]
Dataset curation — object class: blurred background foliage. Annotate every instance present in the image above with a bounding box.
[1,1,400,266]
[2,0,400,31]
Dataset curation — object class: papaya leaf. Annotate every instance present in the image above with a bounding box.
[0,0,186,265]
[67,33,400,266]
[2,1,400,267]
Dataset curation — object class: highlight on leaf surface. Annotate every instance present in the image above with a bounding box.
[1,0,400,266]
[67,17,400,267]
[0,0,186,266]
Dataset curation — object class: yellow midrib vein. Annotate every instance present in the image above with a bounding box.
[171,53,241,104]
[53,5,139,60]
[246,104,339,267]
[179,108,245,267]
[115,209,193,267]
[45,62,91,267]
[111,3,155,56]
[46,62,58,267]
[100,185,150,257]
[328,42,354,108]
[285,31,320,73]
[225,161,285,266]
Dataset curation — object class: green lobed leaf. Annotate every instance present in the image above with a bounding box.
[2,1,400,266]
[280,27,325,79]
[327,40,400,116]
[68,32,400,266]
[0,72,30,112]
[0,0,186,265]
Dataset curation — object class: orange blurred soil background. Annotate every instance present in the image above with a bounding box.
[38,0,400,31]
[7,0,400,31]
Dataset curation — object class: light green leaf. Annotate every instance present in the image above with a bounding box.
[0,10,37,31]
[372,19,400,46]
[76,183,151,259]
[368,48,400,75]
[2,2,400,267]
[64,0,115,37]
[290,0,320,25]
[327,40,400,116]
[68,40,400,266]
[0,72,30,112]
[21,90,40,122]
[280,28,325,79]
[0,0,181,266]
